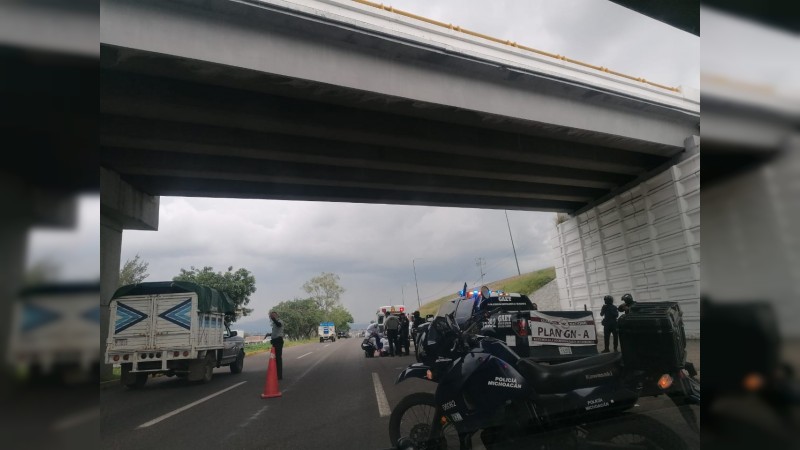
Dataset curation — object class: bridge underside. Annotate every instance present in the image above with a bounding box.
[100,0,697,214]
[101,47,684,213]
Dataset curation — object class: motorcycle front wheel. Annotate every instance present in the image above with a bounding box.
[389,392,459,449]
[583,414,690,450]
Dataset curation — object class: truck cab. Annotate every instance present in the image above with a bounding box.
[319,322,336,343]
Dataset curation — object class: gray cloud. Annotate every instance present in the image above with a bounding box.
[121,199,555,323]
[387,0,699,88]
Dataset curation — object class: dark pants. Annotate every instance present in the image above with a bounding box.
[271,337,284,379]
[603,325,618,351]
[399,333,409,355]
[387,329,399,356]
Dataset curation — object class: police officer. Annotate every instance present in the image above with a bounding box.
[617,293,636,315]
[600,295,619,353]
[384,313,400,357]
[267,311,285,380]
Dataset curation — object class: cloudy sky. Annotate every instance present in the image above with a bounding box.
[29,1,698,324]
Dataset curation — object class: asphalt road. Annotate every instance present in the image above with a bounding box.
[100,339,699,449]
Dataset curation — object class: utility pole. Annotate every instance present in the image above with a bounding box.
[505,210,521,276]
[412,259,422,309]
[401,285,406,303]
[475,257,486,285]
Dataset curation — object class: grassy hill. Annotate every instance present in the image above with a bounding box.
[417,266,556,317]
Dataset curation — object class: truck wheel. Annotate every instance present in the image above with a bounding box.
[230,349,245,374]
[126,373,148,389]
[320,338,323,343]
[332,338,336,342]
[201,353,215,383]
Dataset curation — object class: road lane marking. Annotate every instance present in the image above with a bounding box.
[324,344,330,348]
[297,352,313,359]
[281,341,340,393]
[372,372,391,417]
[224,405,269,442]
[137,381,247,429]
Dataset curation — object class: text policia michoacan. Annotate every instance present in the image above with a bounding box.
[488,376,522,389]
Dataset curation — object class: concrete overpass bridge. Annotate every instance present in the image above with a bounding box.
[100,0,700,374]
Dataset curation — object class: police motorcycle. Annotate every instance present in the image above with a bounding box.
[388,286,700,449]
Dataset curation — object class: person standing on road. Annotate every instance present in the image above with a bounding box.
[617,293,636,315]
[411,310,425,328]
[384,313,400,357]
[600,295,619,353]
[267,311,284,380]
[398,314,410,356]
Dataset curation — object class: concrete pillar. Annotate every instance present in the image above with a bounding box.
[100,168,159,380]
[0,219,30,384]
[100,217,123,380]
[0,175,77,384]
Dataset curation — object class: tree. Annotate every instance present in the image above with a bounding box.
[173,266,256,319]
[302,272,345,314]
[119,254,149,287]
[272,298,323,339]
[329,305,354,333]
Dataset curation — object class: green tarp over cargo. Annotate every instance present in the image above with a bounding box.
[111,281,236,315]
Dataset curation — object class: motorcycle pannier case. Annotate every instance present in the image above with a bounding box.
[618,302,686,373]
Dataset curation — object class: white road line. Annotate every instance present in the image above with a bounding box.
[324,344,330,348]
[137,381,247,429]
[297,352,313,359]
[372,372,391,417]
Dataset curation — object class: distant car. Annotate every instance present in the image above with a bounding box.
[337,331,349,339]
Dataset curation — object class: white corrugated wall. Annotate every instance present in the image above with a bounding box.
[551,152,700,338]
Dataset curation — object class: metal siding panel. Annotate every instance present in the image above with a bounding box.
[685,208,700,228]
[598,210,620,227]
[608,277,632,292]
[650,200,681,223]
[607,263,630,279]
[688,226,700,245]
[659,246,697,269]
[655,232,688,253]
[644,170,673,191]
[628,244,653,259]
[648,184,677,206]
[662,264,700,285]
[630,256,657,274]
[676,172,700,195]
[682,189,700,212]
[653,215,684,239]
[675,154,700,179]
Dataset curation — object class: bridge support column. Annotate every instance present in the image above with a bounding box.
[100,168,159,380]
[0,176,77,385]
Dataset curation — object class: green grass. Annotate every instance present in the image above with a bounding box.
[244,338,318,356]
[418,266,556,317]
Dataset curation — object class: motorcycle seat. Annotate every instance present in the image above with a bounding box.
[517,352,623,394]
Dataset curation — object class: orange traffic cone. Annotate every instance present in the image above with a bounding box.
[260,347,282,398]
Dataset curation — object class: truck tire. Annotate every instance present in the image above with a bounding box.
[201,353,215,383]
[320,337,323,343]
[230,349,245,374]
[332,337,336,342]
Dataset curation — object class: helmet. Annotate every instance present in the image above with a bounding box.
[603,295,614,304]
[621,293,633,304]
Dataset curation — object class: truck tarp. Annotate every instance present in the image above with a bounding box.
[111,281,236,315]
